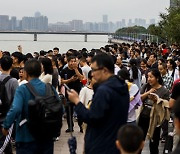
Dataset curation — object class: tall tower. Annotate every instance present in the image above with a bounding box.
[35,12,41,17]
[103,15,108,23]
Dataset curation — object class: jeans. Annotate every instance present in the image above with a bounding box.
[16,140,54,154]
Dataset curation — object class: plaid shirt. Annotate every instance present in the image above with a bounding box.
[162,73,173,91]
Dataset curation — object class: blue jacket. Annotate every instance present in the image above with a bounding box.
[75,76,129,154]
[3,79,46,142]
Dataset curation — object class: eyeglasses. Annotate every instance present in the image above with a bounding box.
[91,67,103,72]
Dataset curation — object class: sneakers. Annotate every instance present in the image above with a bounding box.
[65,128,74,133]
[55,137,59,141]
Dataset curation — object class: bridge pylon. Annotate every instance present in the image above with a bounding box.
[34,33,37,41]
[84,34,87,42]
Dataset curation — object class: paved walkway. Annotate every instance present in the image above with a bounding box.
[11,118,165,153]
[55,120,165,154]
[54,120,84,154]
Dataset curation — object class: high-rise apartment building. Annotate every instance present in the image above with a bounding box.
[22,17,36,31]
[103,15,108,23]
[0,15,10,30]
[10,16,17,31]
[84,22,94,32]
[35,12,41,17]
[128,19,133,27]
[70,20,83,31]
[22,14,48,31]
[35,16,48,31]
[121,19,126,27]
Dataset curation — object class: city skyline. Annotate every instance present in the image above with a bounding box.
[0,13,156,32]
[0,12,157,24]
[0,0,170,23]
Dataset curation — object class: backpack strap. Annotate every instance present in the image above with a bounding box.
[45,83,58,97]
[45,83,61,102]
[45,83,53,96]
[2,76,12,85]
[25,83,39,97]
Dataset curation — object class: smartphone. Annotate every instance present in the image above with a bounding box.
[64,84,71,91]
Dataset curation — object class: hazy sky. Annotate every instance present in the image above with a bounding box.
[0,0,170,23]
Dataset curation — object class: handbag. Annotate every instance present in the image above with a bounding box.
[140,98,154,118]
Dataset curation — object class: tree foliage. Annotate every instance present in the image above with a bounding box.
[148,2,180,44]
[116,25,147,34]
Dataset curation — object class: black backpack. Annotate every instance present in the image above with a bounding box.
[0,76,12,123]
[25,83,63,141]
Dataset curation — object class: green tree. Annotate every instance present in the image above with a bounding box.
[116,25,147,34]
[161,7,180,43]
[147,24,161,36]
[148,2,180,44]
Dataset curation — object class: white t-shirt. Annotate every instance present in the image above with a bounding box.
[168,68,179,81]
[114,64,120,75]
[81,65,91,80]
[39,72,52,84]
[18,79,28,86]
[79,86,94,107]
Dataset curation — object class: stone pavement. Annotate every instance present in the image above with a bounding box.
[11,119,165,153]
[54,120,84,154]
[55,120,165,154]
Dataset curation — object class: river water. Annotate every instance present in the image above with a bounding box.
[0,34,109,54]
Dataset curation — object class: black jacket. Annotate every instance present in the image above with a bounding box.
[75,75,129,154]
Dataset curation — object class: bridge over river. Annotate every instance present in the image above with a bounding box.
[0,31,114,42]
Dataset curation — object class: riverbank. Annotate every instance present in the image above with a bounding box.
[108,38,133,44]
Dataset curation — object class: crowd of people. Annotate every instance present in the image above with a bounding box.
[0,41,180,154]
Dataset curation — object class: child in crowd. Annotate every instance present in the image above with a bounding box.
[116,124,144,154]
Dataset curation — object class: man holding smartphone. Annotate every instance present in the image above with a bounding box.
[60,55,84,133]
[67,53,129,154]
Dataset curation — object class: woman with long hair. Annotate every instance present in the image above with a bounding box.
[140,59,149,85]
[167,59,179,81]
[129,59,142,89]
[118,69,142,125]
[39,57,53,84]
[138,68,169,154]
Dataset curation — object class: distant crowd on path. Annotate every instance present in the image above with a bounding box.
[0,40,180,154]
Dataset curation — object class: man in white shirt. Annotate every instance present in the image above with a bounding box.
[79,57,91,82]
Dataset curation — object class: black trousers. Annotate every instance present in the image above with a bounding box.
[65,102,83,130]
[16,140,54,154]
[138,114,161,154]
[161,120,168,138]
[65,103,74,130]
